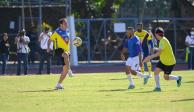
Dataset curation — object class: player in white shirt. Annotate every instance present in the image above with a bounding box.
[185,28,194,69]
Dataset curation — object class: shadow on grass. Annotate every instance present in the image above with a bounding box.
[171,98,194,102]
[98,89,128,92]
[19,89,59,93]
[109,77,138,80]
[127,90,154,93]
[183,81,194,83]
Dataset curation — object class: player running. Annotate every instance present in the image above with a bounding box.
[120,27,150,89]
[135,23,153,77]
[143,27,182,92]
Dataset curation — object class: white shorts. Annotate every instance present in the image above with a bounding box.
[125,56,140,71]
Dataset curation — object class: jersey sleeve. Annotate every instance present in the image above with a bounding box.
[50,32,57,41]
[159,40,165,50]
[136,38,141,52]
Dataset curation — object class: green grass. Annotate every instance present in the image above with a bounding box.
[0,71,194,112]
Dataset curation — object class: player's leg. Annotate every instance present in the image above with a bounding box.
[163,65,182,87]
[147,61,152,77]
[16,53,21,75]
[126,66,135,89]
[130,56,150,85]
[153,67,162,91]
[125,57,135,89]
[55,52,70,90]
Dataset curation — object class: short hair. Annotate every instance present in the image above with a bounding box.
[3,33,7,37]
[59,18,67,25]
[44,27,49,32]
[155,27,164,36]
[137,23,143,26]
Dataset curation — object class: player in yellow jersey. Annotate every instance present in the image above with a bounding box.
[143,27,182,92]
[135,23,153,78]
[48,18,73,90]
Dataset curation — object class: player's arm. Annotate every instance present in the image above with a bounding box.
[120,39,128,61]
[47,32,55,52]
[120,48,127,61]
[147,32,154,54]
[143,48,162,63]
[137,41,142,67]
[38,33,43,42]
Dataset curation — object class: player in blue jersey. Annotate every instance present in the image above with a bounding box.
[120,27,150,89]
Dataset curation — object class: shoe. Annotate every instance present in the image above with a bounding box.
[177,76,182,87]
[144,76,149,85]
[153,87,161,92]
[128,85,135,89]
[54,85,64,90]
[68,69,74,77]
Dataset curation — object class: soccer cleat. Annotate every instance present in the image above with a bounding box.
[128,85,135,89]
[54,84,64,90]
[177,76,182,87]
[143,76,149,85]
[68,69,74,77]
[153,87,161,92]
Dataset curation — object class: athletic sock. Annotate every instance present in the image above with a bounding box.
[127,74,135,86]
[154,75,160,88]
[169,75,179,80]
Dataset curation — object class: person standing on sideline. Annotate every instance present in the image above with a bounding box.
[37,27,53,74]
[185,28,194,70]
[48,18,73,90]
[143,27,182,92]
[135,23,153,77]
[15,29,30,75]
[120,27,150,89]
[0,33,10,75]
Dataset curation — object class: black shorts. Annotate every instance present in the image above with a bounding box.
[156,61,175,75]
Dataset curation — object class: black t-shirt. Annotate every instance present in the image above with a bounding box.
[0,40,9,54]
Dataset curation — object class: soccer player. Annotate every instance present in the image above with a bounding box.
[135,23,153,77]
[143,27,182,92]
[120,27,149,89]
[48,18,73,90]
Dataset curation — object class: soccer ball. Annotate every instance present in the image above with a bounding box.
[73,37,82,47]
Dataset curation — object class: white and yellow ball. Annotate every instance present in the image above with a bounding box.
[73,37,82,47]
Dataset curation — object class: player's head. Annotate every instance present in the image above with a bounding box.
[126,27,134,38]
[136,23,143,32]
[2,33,8,41]
[44,27,50,33]
[18,29,26,36]
[155,27,164,40]
[59,18,68,29]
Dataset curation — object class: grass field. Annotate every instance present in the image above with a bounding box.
[0,71,194,112]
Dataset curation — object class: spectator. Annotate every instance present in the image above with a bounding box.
[0,33,10,75]
[185,28,194,70]
[37,27,53,74]
[15,29,30,75]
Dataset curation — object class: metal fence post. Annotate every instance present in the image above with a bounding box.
[104,19,107,63]
[173,18,177,56]
[87,19,91,63]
